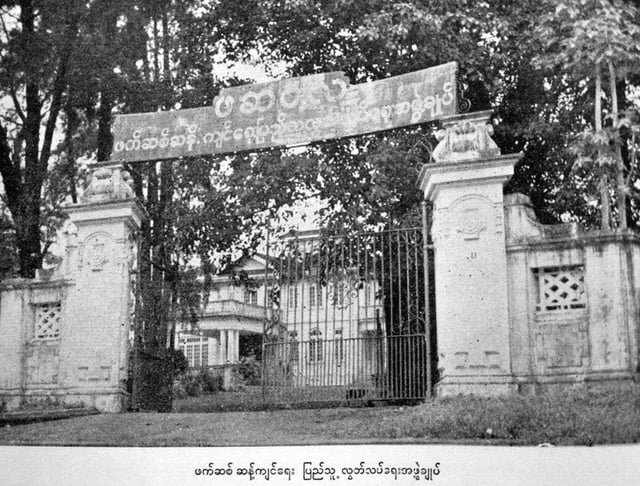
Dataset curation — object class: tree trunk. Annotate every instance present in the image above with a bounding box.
[595,62,612,230]
[609,62,627,230]
[97,89,114,162]
[63,102,79,204]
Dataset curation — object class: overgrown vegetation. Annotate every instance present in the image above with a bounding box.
[172,357,261,400]
[173,369,224,399]
[338,385,640,445]
[234,357,261,387]
[170,383,640,446]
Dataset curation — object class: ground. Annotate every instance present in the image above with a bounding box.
[0,407,417,446]
[1,384,640,446]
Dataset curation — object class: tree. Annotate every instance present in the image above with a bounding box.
[0,1,83,277]
[106,1,329,410]
[534,0,640,230]
[0,0,144,277]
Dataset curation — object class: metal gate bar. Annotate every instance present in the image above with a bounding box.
[262,224,432,406]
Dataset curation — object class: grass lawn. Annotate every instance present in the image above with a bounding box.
[173,385,266,412]
[1,384,640,446]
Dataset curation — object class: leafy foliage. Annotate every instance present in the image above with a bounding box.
[534,0,640,77]
[532,0,640,228]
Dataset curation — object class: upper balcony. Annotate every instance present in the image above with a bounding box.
[203,299,268,321]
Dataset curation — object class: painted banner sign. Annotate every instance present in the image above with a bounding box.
[111,62,457,162]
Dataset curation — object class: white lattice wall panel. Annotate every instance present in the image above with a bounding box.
[34,302,62,340]
[535,266,586,311]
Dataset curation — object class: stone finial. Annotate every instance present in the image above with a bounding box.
[81,162,135,203]
[431,110,501,163]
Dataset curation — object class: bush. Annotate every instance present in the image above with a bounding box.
[235,357,261,386]
[169,348,189,376]
[197,369,223,393]
[184,374,203,397]
[172,380,188,400]
[174,368,223,398]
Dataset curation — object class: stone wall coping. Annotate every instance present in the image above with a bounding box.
[65,198,147,227]
[65,198,146,216]
[436,109,495,126]
[419,153,522,200]
[507,228,640,252]
[0,277,75,291]
[420,152,523,178]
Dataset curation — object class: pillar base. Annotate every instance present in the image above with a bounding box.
[435,374,518,397]
[1,387,129,413]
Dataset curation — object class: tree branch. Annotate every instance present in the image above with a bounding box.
[9,88,27,125]
[0,15,26,124]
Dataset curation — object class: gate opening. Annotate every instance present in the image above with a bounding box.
[262,224,434,407]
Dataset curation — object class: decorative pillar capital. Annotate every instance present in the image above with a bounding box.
[418,111,522,202]
[431,110,500,163]
[81,161,135,203]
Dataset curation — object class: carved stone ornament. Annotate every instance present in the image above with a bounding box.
[450,195,493,241]
[455,207,481,238]
[82,232,115,271]
[431,110,501,163]
[81,162,135,203]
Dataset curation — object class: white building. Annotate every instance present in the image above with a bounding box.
[177,255,269,368]
[278,269,385,389]
[263,230,387,392]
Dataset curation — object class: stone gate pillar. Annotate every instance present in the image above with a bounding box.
[63,162,145,411]
[418,111,522,396]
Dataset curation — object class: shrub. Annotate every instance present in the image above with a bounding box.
[169,348,189,376]
[172,380,188,400]
[235,357,261,386]
[174,368,224,398]
[197,369,223,393]
[182,373,202,397]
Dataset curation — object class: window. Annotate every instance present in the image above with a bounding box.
[288,287,298,309]
[309,285,323,307]
[34,302,61,340]
[363,330,376,361]
[210,287,221,301]
[364,283,379,306]
[288,331,299,362]
[329,282,347,307]
[336,283,345,306]
[244,289,258,305]
[535,265,586,311]
[309,328,323,362]
[180,336,209,368]
[334,329,343,362]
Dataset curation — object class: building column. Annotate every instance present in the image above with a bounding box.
[231,330,240,363]
[418,111,522,396]
[220,329,228,364]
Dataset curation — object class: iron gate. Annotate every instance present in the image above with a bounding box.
[262,218,433,406]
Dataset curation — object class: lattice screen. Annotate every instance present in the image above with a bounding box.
[535,266,586,311]
[34,302,62,340]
